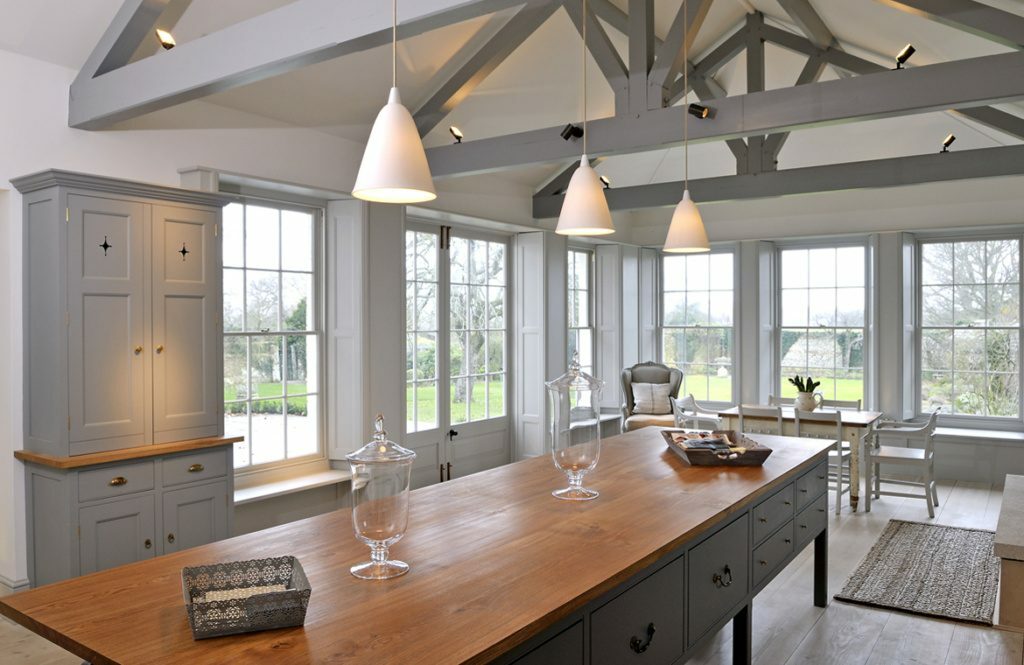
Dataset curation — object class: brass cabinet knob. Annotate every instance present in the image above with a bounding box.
[758,517,768,523]
[188,463,204,473]
[144,539,152,549]
[109,476,127,487]
[167,533,175,544]
[156,344,164,354]
[134,346,143,355]
[760,560,768,566]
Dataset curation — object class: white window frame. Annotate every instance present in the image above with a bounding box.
[567,247,596,375]
[773,238,871,406]
[913,230,1024,426]
[223,198,326,475]
[657,246,740,408]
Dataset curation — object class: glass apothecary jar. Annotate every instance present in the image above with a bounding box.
[546,352,604,500]
[346,414,416,579]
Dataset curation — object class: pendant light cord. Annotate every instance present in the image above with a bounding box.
[683,0,688,190]
[392,0,398,88]
[582,0,588,156]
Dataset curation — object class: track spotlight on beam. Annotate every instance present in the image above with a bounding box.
[560,124,584,141]
[599,175,610,190]
[895,44,915,69]
[449,126,463,144]
[941,133,956,153]
[688,104,710,119]
[155,29,176,50]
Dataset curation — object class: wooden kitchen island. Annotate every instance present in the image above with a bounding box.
[0,428,832,665]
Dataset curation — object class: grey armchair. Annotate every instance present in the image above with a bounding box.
[621,362,683,432]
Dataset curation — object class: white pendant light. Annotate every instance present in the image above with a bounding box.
[663,0,709,254]
[352,0,436,204]
[556,0,614,236]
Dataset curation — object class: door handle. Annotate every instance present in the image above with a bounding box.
[155,344,164,354]
[446,462,453,480]
[167,533,175,544]
[133,346,143,355]
[712,565,733,588]
[448,429,459,439]
[440,464,445,484]
[144,539,152,549]
[629,623,656,654]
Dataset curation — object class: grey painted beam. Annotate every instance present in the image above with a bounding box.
[427,49,1024,176]
[875,0,1024,49]
[763,24,1024,140]
[745,13,767,174]
[667,27,747,104]
[74,0,175,85]
[532,144,1024,216]
[534,156,603,196]
[415,1,559,135]
[588,0,664,47]
[127,0,193,62]
[564,0,629,114]
[647,0,714,107]
[762,52,828,163]
[628,0,655,114]
[69,0,526,129]
[776,0,851,78]
[690,77,749,163]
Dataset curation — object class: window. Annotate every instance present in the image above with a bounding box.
[222,201,322,469]
[406,230,439,432]
[919,238,1020,418]
[778,246,866,402]
[661,252,735,403]
[567,249,595,376]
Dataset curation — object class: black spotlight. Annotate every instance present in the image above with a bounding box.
[941,133,956,153]
[599,175,610,190]
[449,126,463,143]
[560,124,584,141]
[895,43,915,69]
[688,103,710,119]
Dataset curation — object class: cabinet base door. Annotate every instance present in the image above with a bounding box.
[162,482,229,554]
[79,495,156,575]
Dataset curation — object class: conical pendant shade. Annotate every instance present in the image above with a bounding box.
[663,190,709,253]
[555,155,614,236]
[352,87,437,204]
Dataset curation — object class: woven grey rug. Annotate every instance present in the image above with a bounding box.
[835,519,999,625]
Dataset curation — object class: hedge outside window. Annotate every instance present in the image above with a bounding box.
[920,238,1020,418]
[222,202,321,469]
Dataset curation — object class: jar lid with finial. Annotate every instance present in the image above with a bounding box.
[346,414,416,464]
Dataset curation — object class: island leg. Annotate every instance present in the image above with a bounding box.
[733,604,752,665]
[814,529,828,608]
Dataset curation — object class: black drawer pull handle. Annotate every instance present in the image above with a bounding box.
[817,475,826,480]
[759,559,768,567]
[799,489,808,493]
[784,500,792,506]
[784,538,792,544]
[817,508,826,513]
[712,565,733,588]
[800,524,808,529]
[758,517,768,523]
[629,623,656,654]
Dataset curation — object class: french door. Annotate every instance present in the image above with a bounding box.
[404,223,511,489]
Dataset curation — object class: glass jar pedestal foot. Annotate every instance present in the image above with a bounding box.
[350,545,409,580]
[552,472,599,501]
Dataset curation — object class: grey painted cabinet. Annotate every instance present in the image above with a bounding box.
[79,495,156,575]
[162,482,229,554]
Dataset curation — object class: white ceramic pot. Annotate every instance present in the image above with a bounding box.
[794,392,823,412]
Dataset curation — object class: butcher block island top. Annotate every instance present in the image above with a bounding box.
[0,428,832,665]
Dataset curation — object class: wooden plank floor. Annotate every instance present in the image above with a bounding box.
[687,480,1024,665]
[0,481,1019,664]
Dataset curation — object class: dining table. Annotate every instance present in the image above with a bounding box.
[716,406,883,511]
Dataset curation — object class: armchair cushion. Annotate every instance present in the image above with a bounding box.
[632,382,673,415]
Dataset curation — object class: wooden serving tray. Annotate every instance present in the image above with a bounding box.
[661,429,772,467]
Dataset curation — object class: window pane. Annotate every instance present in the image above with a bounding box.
[250,399,285,464]
[709,254,733,290]
[686,291,709,326]
[953,284,985,326]
[988,373,1019,418]
[836,329,865,372]
[451,379,468,425]
[223,203,244,267]
[246,270,280,331]
[836,288,865,327]
[781,290,808,327]
[780,331,806,373]
[250,336,283,398]
[416,382,438,430]
[662,330,684,369]
[686,254,710,291]
[470,286,487,330]
[283,273,313,331]
[488,374,505,417]
[489,286,505,329]
[953,329,985,372]
[287,394,317,458]
[281,210,313,271]
[416,232,437,282]
[450,284,467,331]
[954,241,986,285]
[224,337,248,401]
[450,237,468,284]
[922,286,953,326]
[953,372,987,416]
[469,376,487,421]
[781,249,808,288]
[416,333,437,381]
[224,268,244,332]
[487,332,504,373]
[577,329,593,371]
[405,333,415,382]
[568,289,579,328]
[664,256,685,290]
[921,371,952,414]
[921,330,952,370]
[489,243,505,285]
[922,243,953,285]
[226,403,249,468]
[988,240,1020,284]
[471,240,488,284]
[809,288,836,327]
[246,206,280,270]
[417,282,437,331]
[450,330,467,377]
[988,284,1020,326]
[685,366,710,400]
[406,382,416,431]
[808,248,836,287]
[470,332,486,375]
[710,292,733,326]
[807,329,836,370]
[664,292,685,326]
[836,247,865,287]
[988,330,1019,374]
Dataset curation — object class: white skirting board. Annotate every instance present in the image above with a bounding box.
[0,574,29,595]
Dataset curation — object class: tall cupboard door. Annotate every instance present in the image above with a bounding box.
[161,483,229,554]
[67,195,148,453]
[79,495,156,574]
[151,205,221,443]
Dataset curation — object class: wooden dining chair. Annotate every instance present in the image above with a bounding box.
[794,409,849,515]
[864,411,940,518]
[737,405,783,435]
[820,398,862,410]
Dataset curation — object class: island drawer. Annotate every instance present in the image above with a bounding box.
[161,449,227,487]
[511,621,583,665]
[79,461,155,503]
[795,493,828,548]
[591,555,685,665]
[753,521,794,588]
[796,461,829,510]
[687,514,749,646]
[752,483,795,545]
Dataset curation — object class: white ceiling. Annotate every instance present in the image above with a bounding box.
[2,0,1023,196]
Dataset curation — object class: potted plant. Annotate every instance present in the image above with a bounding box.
[788,375,823,412]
